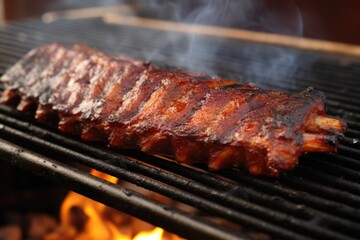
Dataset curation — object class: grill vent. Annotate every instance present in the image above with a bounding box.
[0,18,359,240]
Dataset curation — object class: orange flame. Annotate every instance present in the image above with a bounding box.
[134,227,164,240]
[53,169,167,240]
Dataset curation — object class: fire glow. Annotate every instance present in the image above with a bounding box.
[45,169,179,240]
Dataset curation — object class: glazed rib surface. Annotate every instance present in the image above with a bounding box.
[0,44,346,176]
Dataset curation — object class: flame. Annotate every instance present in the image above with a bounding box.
[134,227,164,240]
[52,169,167,240]
[91,169,118,184]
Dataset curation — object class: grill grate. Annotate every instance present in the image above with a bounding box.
[0,18,359,240]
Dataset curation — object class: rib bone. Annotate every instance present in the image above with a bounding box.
[302,133,337,152]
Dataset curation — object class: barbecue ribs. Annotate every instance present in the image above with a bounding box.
[0,44,346,176]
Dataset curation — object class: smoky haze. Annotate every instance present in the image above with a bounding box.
[132,0,304,84]
[48,0,305,84]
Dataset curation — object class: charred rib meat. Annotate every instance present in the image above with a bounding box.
[0,44,346,176]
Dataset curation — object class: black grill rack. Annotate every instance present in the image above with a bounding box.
[0,18,359,240]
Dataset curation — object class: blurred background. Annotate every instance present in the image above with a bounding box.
[0,0,360,45]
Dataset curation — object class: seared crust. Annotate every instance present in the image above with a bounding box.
[0,44,345,176]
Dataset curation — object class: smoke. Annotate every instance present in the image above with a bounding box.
[244,0,304,86]
[259,0,303,37]
[132,0,304,84]
[46,0,304,84]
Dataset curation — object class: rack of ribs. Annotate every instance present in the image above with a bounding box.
[0,43,346,176]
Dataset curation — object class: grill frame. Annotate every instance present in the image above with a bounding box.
[0,17,359,240]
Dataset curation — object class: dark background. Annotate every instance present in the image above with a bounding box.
[2,0,360,44]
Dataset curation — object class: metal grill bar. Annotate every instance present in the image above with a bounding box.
[0,103,359,222]
[0,115,302,239]
[1,103,357,239]
[6,20,360,91]
[0,138,248,240]
[0,93,359,239]
[2,21,360,124]
[2,21,356,106]
[0,17,360,239]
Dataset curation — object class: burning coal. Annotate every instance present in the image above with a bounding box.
[44,170,183,240]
